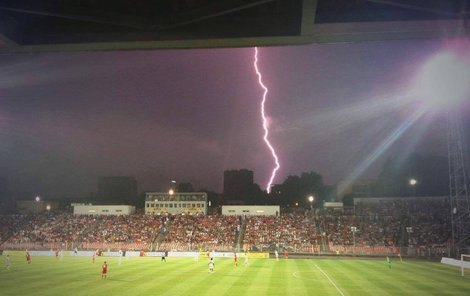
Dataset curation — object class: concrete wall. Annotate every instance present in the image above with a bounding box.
[221,205,280,216]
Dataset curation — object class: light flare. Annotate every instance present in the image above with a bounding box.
[253,47,280,193]
[338,107,426,197]
[413,51,470,111]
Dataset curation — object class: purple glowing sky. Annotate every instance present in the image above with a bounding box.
[0,39,469,198]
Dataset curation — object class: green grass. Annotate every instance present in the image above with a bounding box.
[1,253,470,296]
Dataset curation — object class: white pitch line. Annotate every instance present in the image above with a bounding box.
[314,263,346,296]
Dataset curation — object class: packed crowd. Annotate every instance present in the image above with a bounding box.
[0,198,452,253]
[7,214,96,244]
[3,213,163,245]
[0,215,23,243]
[81,215,163,244]
[243,198,451,250]
[162,215,239,249]
[244,214,317,247]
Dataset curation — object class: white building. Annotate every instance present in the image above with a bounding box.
[145,192,207,215]
[72,204,135,215]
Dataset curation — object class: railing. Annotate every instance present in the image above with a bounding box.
[2,241,151,251]
[1,241,451,258]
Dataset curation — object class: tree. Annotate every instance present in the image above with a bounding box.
[274,171,325,206]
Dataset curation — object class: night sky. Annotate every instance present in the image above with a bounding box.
[0,39,468,199]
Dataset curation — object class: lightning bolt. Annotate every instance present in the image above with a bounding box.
[253,47,280,193]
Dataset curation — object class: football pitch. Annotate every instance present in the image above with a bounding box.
[1,254,470,296]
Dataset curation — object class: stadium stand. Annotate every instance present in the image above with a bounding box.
[0,198,452,257]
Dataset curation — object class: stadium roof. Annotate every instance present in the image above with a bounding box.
[0,0,469,53]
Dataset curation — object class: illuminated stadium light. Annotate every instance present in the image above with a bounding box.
[413,51,470,111]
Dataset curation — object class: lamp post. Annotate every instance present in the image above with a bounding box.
[409,178,417,197]
[406,226,413,246]
[169,179,177,193]
[308,195,314,211]
[351,226,358,256]
[35,196,41,213]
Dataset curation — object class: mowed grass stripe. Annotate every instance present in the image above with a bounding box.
[96,258,182,296]
[359,259,414,295]
[282,259,293,295]
[404,260,465,278]
[60,257,169,296]
[319,259,376,296]
[326,259,470,296]
[3,257,98,296]
[157,258,222,296]
[281,259,312,295]
[265,259,279,295]
[222,259,268,295]
[333,259,439,296]
[3,256,470,296]
[132,257,205,295]
[293,260,333,294]
[292,260,309,293]
[313,261,349,296]
[84,257,200,296]
[392,263,462,296]
[107,257,195,296]
[266,259,287,295]
[292,260,331,295]
[358,260,422,296]
[195,258,257,296]
[337,259,396,296]
[398,261,470,294]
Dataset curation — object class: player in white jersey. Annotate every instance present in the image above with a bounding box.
[118,250,123,265]
[5,255,11,270]
[275,250,279,261]
[208,258,215,273]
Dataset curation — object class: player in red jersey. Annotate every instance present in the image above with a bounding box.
[26,251,31,264]
[101,261,108,279]
[233,252,238,267]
